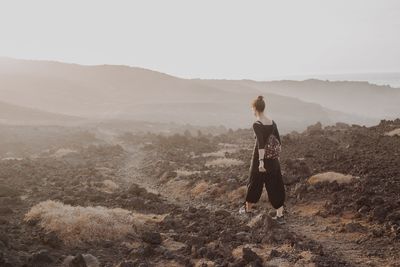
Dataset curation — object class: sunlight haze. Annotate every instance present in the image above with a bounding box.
[1,0,399,80]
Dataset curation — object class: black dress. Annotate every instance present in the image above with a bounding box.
[245,120,285,209]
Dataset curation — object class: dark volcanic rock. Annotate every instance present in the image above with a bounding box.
[131,244,156,258]
[141,231,162,245]
[27,250,54,267]
[40,231,63,248]
[341,222,367,233]
[70,254,87,267]
[0,232,9,247]
[116,260,135,267]
[0,251,14,267]
[371,207,388,223]
[387,211,400,222]
[242,247,263,264]
[128,184,147,196]
[64,253,99,267]
[268,249,282,259]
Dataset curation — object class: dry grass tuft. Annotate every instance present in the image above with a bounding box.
[227,186,247,202]
[190,181,210,197]
[208,183,226,197]
[101,179,119,193]
[24,200,163,245]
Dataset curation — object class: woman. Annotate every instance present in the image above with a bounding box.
[239,95,285,221]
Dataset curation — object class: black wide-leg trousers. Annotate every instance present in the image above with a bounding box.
[245,157,285,209]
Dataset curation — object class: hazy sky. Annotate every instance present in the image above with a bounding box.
[1,0,399,80]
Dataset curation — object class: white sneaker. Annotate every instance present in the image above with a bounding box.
[271,206,285,224]
[239,205,253,215]
[239,205,247,214]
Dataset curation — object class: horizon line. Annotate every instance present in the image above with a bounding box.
[1,55,400,86]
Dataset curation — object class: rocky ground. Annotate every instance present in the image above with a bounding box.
[0,119,399,266]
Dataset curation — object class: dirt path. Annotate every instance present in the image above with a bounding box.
[288,203,396,267]
[116,145,161,195]
[117,144,398,267]
[117,144,226,210]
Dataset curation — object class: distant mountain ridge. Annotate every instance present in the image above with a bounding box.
[0,57,398,132]
[273,72,400,88]
[0,100,82,125]
[223,79,400,119]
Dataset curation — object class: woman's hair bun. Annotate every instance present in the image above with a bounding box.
[252,95,266,112]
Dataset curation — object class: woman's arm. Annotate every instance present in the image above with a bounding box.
[253,122,266,172]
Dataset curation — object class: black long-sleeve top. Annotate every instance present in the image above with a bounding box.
[252,120,281,150]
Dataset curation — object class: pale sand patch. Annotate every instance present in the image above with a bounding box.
[156,260,184,267]
[162,237,186,252]
[52,148,77,158]
[1,157,23,161]
[267,258,292,267]
[218,143,239,147]
[384,128,400,136]
[308,171,358,184]
[175,169,205,177]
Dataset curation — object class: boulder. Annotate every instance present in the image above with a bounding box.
[141,231,162,245]
[27,250,54,267]
[242,247,262,264]
[69,254,87,267]
[62,253,99,267]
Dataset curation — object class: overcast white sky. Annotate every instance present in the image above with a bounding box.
[1,0,399,80]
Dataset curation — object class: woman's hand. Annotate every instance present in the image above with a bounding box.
[257,149,266,172]
[259,160,266,172]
